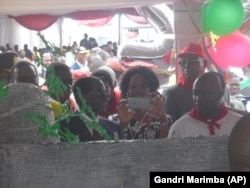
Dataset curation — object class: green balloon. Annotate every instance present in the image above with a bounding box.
[201,2,211,34]
[206,0,245,36]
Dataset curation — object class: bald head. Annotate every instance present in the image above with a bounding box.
[73,76,107,114]
[194,72,225,93]
[11,60,38,86]
[192,72,226,118]
[228,113,250,171]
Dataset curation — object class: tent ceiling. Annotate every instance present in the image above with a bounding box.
[0,0,172,17]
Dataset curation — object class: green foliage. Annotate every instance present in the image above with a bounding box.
[36,57,43,68]
[43,68,67,102]
[0,34,113,143]
[24,111,78,143]
[76,87,111,140]
[0,81,9,100]
[37,32,64,57]
[58,126,78,143]
[36,33,112,142]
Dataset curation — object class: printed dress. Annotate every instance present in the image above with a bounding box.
[109,114,161,140]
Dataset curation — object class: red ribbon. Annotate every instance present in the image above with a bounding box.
[189,105,228,135]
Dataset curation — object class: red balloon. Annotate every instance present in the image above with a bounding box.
[208,44,228,69]
[214,32,250,68]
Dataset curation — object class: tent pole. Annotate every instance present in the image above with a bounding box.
[59,18,63,48]
[118,13,122,45]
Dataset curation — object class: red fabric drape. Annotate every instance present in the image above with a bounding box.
[78,16,114,27]
[8,7,146,31]
[8,14,59,31]
[65,10,115,20]
[125,14,148,24]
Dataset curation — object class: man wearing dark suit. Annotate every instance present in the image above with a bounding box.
[79,33,90,50]
[163,43,207,125]
[59,76,123,142]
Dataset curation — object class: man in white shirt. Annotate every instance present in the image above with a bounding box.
[168,72,242,139]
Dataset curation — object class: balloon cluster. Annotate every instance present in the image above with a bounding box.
[202,0,250,69]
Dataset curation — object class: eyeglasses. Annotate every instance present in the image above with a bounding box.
[178,60,203,67]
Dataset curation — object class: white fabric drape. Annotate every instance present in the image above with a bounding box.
[0,0,171,17]
[0,0,172,50]
[0,17,61,49]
